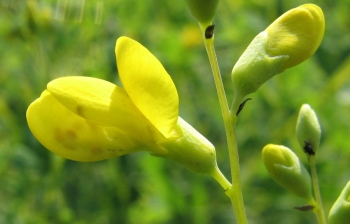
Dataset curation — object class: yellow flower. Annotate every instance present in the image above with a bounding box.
[231,4,325,99]
[26,37,218,174]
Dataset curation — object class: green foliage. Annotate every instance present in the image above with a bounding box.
[1,0,350,223]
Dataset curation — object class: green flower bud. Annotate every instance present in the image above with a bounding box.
[296,104,321,155]
[262,144,313,201]
[328,181,350,224]
[186,0,219,26]
[231,4,325,98]
[153,117,217,175]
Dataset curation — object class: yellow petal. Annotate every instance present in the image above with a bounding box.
[266,4,325,70]
[26,90,145,161]
[301,4,325,55]
[115,36,179,138]
[47,76,162,144]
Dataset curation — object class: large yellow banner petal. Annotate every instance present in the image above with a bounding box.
[26,90,144,161]
[115,37,179,138]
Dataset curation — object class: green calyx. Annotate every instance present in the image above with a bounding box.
[152,117,218,175]
[328,181,350,224]
[186,0,220,25]
[262,144,314,201]
[296,104,321,155]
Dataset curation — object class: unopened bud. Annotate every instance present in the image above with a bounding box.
[231,4,325,98]
[262,144,313,201]
[296,104,321,155]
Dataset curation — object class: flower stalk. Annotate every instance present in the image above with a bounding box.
[199,23,248,224]
[309,155,327,224]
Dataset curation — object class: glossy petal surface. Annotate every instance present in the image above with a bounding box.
[47,76,162,144]
[26,90,144,161]
[266,4,325,70]
[116,36,179,138]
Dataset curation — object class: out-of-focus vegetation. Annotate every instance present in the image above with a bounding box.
[1,0,350,223]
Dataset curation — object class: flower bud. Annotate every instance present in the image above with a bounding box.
[186,0,219,25]
[231,4,325,98]
[296,104,321,155]
[262,144,313,201]
[328,181,350,224]
[154,117,217,175]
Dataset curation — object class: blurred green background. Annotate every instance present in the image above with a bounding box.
[1,0,350,223]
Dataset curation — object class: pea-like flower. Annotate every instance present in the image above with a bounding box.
[26,36,219,175]
[232,4,325,100]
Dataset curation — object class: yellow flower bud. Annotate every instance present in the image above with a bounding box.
[266,4,325,70]
[262,144,313,201]
[231,4,325,99]
[328,181,350,224]
[296,104,321,155]
[186,0,219,26]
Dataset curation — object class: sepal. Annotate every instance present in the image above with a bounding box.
[154,117,217,174]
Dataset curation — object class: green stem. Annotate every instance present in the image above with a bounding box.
[210,165,232,191]
[199,23,248,224]
[309,155,327,224]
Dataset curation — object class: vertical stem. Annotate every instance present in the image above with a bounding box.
[309,155,327,224]
[199,23,248,224]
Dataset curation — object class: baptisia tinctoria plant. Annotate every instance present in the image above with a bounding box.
[231,4,325,102]
[26,37,227,180]
[26,2,334,223]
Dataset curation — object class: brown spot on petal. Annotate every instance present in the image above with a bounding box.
[91,147,102,155]
[107,148,117,153]
[65,129,77,140]
[55,128,78,150]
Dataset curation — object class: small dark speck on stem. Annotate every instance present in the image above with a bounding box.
[205,25,215,39]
